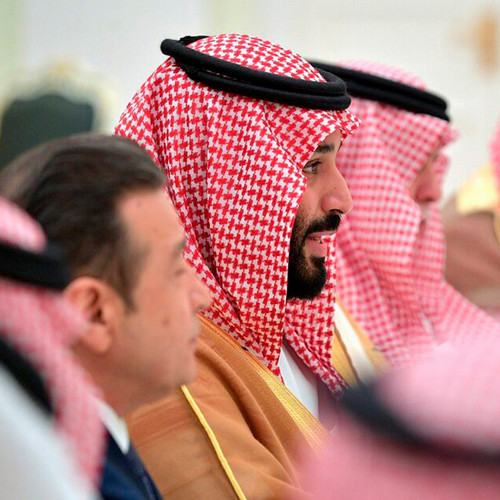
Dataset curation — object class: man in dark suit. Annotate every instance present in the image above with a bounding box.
[0,134,211,499]
[101,436,162,500]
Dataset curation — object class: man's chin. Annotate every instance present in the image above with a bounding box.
[419,203,434,223]
[287,264,327,300]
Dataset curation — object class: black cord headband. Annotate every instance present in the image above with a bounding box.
[0,335,53,415]
[310,61,449,121]
[341,383,500,463]
[160,36,351,110]
[0,240,70,290]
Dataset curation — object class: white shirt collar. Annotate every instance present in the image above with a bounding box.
[97,400,130,454]
[278,341,319,418]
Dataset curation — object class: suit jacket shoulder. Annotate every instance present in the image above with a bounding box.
[100,433,161,500]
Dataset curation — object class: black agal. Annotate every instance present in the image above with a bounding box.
[310,61,449,121]
[160,36,351,111]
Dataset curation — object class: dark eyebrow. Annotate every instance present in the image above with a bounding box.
[314,140,342,155]
[171,237,186,259]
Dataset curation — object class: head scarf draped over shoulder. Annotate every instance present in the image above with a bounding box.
[302,335,500,499]
[0,196,104,487]
[116,34,359,394]
[335,61,500,365]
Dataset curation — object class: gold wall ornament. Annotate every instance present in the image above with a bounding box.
[458,7,499,75]
[456,162,499,215]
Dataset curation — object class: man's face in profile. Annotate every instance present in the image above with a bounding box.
[408,145,442,223]
[117,189,211,404]
[287,208,342,300]
[287,130,352,300]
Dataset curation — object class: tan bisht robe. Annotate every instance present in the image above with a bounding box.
[128,313,386,500]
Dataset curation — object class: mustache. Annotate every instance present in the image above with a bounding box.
[304,213,342,240]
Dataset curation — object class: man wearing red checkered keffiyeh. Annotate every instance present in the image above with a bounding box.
[333,61,500,367]
[444,115,500,321]
[0,196,104,496]
[117,34,369,499]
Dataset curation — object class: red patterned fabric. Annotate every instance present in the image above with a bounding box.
[335,61,500,366]
[116,34,359,394]
[302,336,500,499]
[0,197,104,487]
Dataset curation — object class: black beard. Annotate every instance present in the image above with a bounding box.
[286,212,341,300]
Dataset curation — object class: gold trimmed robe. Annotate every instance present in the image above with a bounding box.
[127,312,385,499]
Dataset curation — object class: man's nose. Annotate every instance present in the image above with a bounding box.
[320,165,353,215]
[414,168,442,204]
[190,269,212,313]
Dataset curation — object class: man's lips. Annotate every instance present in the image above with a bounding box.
[306,230,336,243]
[189,334,200,352]
[418,202,433,222]
[189,323,201,344]
[304,231,336,257]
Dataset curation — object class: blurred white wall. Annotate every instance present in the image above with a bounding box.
[4,0,500,198]
[19,0,211,124]
[0,0,20,96]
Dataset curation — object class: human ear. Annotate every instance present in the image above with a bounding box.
[64,277,116,354]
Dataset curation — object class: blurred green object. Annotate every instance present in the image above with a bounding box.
[0,59,116,170]
[0,93,95,168]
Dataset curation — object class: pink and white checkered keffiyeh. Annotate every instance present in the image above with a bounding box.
[0,197,104,487]
[335,61,500,366]
[490,116,500,190]
[302,336,500,499]
[116,34,359,394]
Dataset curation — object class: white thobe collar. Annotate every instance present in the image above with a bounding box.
[98,400,130,454]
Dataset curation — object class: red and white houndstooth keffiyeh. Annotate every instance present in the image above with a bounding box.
[335,61,500,366]
[116,34,359,394]
[0,197,104,487]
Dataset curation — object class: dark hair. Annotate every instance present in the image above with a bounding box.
[0,133,165,308]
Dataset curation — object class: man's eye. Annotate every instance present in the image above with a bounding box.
[174,262,187,277]
[303,161,320,174]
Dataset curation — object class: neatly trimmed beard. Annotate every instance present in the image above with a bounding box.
[286,212,341,300]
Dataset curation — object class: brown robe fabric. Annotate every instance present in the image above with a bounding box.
[127,317,329,499]
[127,314,386,499]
